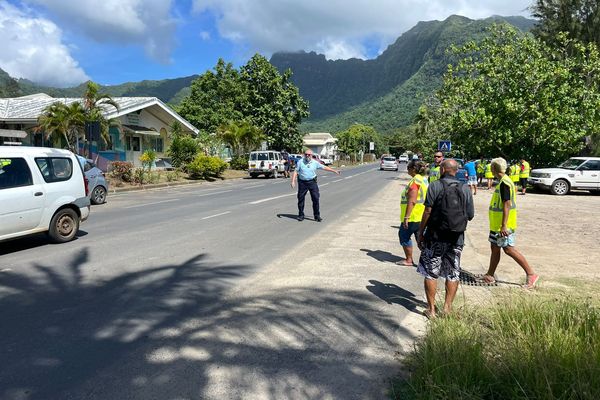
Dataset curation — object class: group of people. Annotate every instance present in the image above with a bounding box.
[476,158,531,194]
[399,153,539,319]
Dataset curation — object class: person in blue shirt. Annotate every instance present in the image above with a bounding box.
[464,159,478,195]
[291,149,340,221]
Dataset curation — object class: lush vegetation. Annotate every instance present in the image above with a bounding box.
[335,124,386,160]
[177,55,308,152]
[187,154,227,180]
[394,294,600,400]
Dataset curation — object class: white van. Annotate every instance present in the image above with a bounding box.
[248,150,285,178]
[0,146,90,243]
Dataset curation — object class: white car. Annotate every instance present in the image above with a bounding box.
[398,154,409,163]
[248,150,285,178]
[528,157,600,195]
[319,155,333,165]
[0,146,90,243]
[380,156,399,171]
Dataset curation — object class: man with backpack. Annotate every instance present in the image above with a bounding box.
[416,159,474,319]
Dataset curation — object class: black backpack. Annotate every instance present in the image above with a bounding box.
[428,180,468,233]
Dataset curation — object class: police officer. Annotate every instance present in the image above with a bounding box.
[291,149,340,222]
[519,158,531,195]
[429,151,444,183]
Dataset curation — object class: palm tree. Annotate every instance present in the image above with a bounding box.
[217,120,265,156]
[36,102,85,152]
[83,82,120,146]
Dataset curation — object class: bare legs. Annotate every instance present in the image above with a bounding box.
[424,279,459,317]
[485,244,537,282]
[401,245,414,266]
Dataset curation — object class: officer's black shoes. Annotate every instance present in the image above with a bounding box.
[315,216,322,222]
[298,216,304,221]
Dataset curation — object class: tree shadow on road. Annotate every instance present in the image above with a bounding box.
[0,250,409,399]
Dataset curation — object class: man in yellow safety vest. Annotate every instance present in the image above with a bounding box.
[484,161,494,190]
[428,151,443,183]
[510,162,520,184]
[519,158,531,195]
[481,157,539,289]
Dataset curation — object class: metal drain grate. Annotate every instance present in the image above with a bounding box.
[460,269,498,286]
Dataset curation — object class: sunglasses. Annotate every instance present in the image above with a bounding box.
[434,155,443,158]
[304,153,311,156]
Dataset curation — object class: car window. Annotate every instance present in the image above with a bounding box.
[35,157,73,183]
[579,160,600,171]
[268,152,274,161]
[383,157,396,161]
[84,161,93,172]
[0,157,33,189]
[257,153,268,161]
[559,158,583,170]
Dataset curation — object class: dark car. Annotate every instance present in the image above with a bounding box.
[430,158,467,183]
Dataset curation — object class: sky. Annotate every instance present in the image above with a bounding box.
[0,0,532,87]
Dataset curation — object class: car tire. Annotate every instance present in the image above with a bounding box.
[48,208,79,243]
[272,169,278,179]
[249,173,258,178]
[550,179,570,195]
[91,185,107,204]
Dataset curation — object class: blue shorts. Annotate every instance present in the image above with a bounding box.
[399,222,420,246]
[468,176,477,185]
[488,231,516,248]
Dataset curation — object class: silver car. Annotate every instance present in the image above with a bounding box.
[78,157,108,204]
[380,156,398,171]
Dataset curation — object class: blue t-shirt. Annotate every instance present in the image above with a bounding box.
[465,161,477,177]
[295,158,323,180]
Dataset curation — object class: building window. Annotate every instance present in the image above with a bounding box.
[153,138,164,153]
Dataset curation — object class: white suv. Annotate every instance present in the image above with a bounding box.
[528,157,600,195]
[0,146,91,242]
[248,150,285,178]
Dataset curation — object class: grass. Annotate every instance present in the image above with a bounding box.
[393,293,600,400]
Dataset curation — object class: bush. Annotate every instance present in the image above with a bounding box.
[109,161,133,182]
[132,168,147,185]
[395,294,600,400]
[167,134,199,168]
[187,155,227,180]
[166,171,180,182]
[139,149,156,171]
[228,155,248,170]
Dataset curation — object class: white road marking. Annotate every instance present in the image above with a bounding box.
[201,211,231,220]
[124,199,179,209]
[249,193,295,204]
[320,183,330,187]
[344,176,354,180]
[241,184,266,190]
[331,179,343,183]
[197,190,232,197]
[1,268,12,272]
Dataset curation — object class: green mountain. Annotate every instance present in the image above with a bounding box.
[270,15,535,134]
[0,69,197,105]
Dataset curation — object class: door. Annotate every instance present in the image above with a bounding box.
[0,157,45,236]
[126,136,142,166]
[575,160,600,189]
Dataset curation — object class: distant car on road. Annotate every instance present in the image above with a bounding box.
[248,150,285,178]
[398,154,409,163]
[528,157,600,195]
[78,157,108,205]
[380,156,399,171]
[318,155,333,165]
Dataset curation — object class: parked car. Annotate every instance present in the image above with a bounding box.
[319,155,333,165]
[311,154,325,165]
[430,158,467,183]
[78,156,109,205]
[398,154,409,163]
[0,146,90,243]
[528,157,600,195]
[248,150,285,178]
[380,156,399,171]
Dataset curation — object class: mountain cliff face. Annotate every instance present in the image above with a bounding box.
[270,15,535,133]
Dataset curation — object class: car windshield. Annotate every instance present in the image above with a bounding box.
[250,152,269,161]
[558,158,584,170]
[383,157,396,161]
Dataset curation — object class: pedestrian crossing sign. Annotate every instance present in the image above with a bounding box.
[438,140,452,152]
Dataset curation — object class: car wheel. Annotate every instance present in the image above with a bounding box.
[91,185,107,204]
[48,208,79,243]
[590,190,600,195]
[550,179,569,195]
[272,169,278,178]
[249,173,258,178]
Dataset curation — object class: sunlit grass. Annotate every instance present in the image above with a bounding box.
[393,293,600,399]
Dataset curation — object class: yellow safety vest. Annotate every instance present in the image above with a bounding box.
[511,165,520,183]
[429,166,440,183]
[476,162,484,174]
[401,174,428,223]
[489,175,517,232]
[520,160,530,179]
[484,163,494,179]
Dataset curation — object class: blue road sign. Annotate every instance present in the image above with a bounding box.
[438,140,452,152]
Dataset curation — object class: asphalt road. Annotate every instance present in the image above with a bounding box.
[0,162,409,400]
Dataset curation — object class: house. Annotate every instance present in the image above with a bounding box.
[302,132,337,160]
[0,93,198,170]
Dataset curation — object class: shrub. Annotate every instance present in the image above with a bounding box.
[167,134,199,168]
[139,149,156,171]
[132,168,147,185]
[228,155,248,170]
[148,172,160,184]
[166,171,178,182]
[187,155,227,180]
[109,161,133,182]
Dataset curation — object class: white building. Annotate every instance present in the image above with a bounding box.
[302,132,337,159]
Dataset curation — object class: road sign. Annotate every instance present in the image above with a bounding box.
[438,140,452,152]
[369,141,374,151]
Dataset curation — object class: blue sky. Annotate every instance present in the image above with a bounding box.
[0,0,531,87]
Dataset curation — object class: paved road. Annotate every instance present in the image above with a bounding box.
[0,163,412,400]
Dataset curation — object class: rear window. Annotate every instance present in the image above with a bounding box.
[383,157,396,161]
[35,157,73,183]
[250,152,269,161]
[0,157,33,189]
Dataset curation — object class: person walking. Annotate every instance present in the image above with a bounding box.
[476,159,485,186]
[428,151,444,184]
[281,150,291,178]
[416,159,474,318]
[484,161,494,190]
[291,149,340,222]
[519,158,531,195]
[464,159,477,195]
[481,158,539,289]
[510,161,520,185]
[397,160,429,266]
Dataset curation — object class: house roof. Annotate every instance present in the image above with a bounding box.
[0,94,198,134]
[303,132,337,146]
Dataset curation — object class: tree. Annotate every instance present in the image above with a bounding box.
[167,121,199,168]
[82,82,120,147]
[335,124,384,160]
[36,102,85,152]
[217,120,265,156]
[429,25,600,166]
[530,0,600,49]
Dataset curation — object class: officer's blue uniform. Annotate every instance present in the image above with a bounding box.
[295,157,324,219]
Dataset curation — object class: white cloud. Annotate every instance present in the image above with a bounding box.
[192,0,531,59]
[25,0,177,63]
[0,2,89,87]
